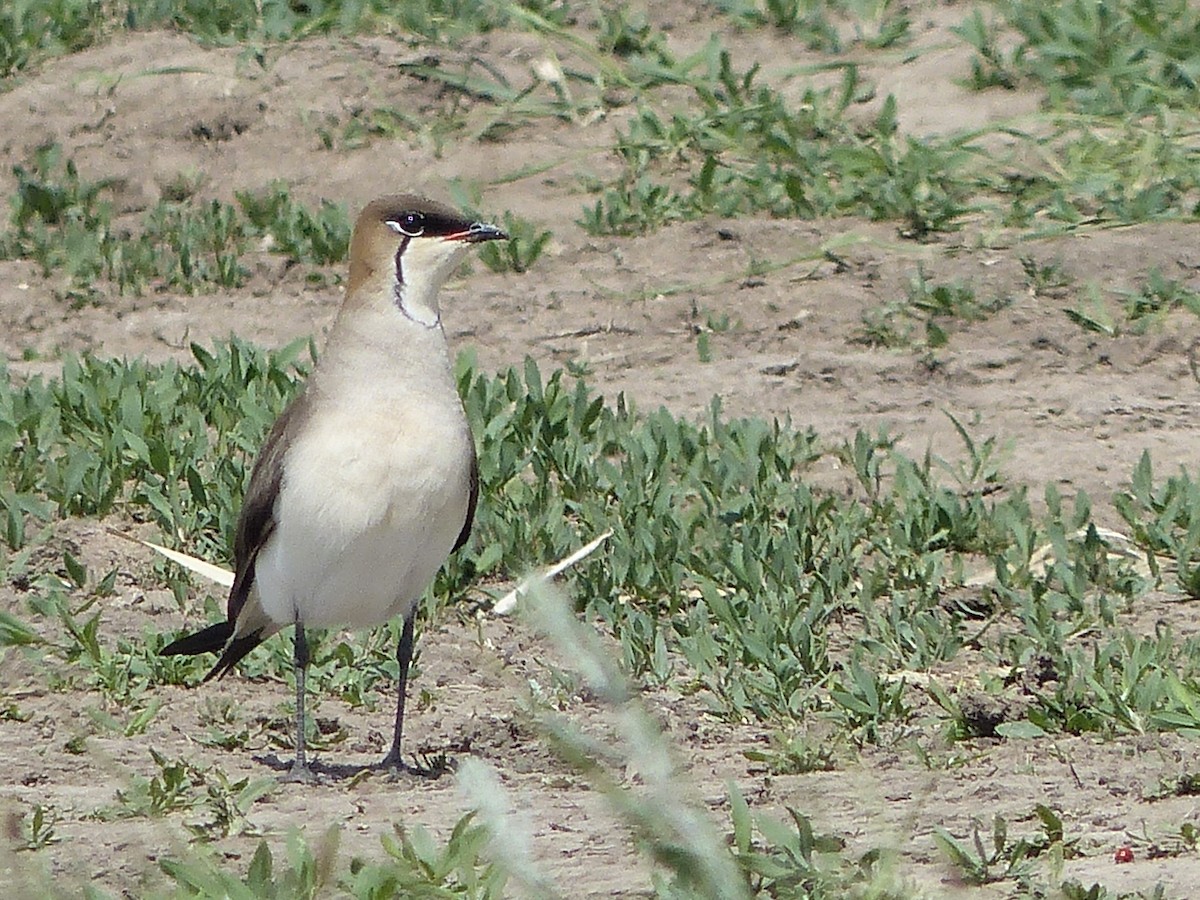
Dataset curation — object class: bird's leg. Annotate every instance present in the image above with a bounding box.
[285,623,315,781]
[379,610,416,771]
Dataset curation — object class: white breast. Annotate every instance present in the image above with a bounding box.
[253,390,472,630]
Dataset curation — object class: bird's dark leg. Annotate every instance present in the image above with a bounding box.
[285,623,315,781]
[379,610,416,771]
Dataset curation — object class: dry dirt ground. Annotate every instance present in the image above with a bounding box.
[2,6,1200,898]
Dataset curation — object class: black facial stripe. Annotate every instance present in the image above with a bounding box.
[386,209,473,238]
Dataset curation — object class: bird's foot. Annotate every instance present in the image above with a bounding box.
[255,751,322,784]
[373,748,452,779]
[280,759,321,784]
[374,749,409,777]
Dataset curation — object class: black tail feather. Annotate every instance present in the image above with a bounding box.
[203,633,264,683]
[161,621,233,657]
[161,621,264,683]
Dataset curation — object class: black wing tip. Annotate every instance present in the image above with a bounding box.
[201,633,264,683]
[161,621,234,657]
[161,621,263,683]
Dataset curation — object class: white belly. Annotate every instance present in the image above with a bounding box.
[253,403,471,630]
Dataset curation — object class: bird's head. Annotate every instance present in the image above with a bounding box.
[346,194,507,327]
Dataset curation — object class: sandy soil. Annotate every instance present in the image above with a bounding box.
[2,7,1199,897]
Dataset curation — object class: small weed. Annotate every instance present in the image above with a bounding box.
[195,696,258,751]
[333,104,468,157]
[938,411,1010,495]
[16,803,60,851]
[338,106,414,149]
[161,827,338,897]
[711,0,910,52]
[935,808,1065,885]
[953,9,1019,90]
[1060,881,1170,900]
[906,265,1011,322]
[99,748,274,838]
[852,297,917,349]
[1,147,356,295]
[742,732,838,774]
[158,170,206,203]
[1145,773,1200,802]
[107,749,205,820]
[828,656,911,745]
[852,267,1008,350]
[365,816,508,898]
[475,211,551,274]
[1118,267,1200,331]
[1064,285,1119,336]
[1115,451,1200,602]
[593,6,668,60]
[581,57,975,237]
[1020,255,1073,298]
[994,0,1200,115]
[121,0,544,49]
[0,0,105,77]
[236,182,351,266]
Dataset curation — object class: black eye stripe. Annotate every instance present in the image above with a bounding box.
[388,213,425,237]
[386,209,472,238]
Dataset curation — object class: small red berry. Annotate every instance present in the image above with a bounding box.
[1114,846,1134,864]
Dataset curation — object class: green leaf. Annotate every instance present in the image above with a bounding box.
[995,720,1048,739]
[0,611,42,647]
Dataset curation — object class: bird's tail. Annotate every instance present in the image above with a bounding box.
[161,621,263,683]
[161,621,232,657]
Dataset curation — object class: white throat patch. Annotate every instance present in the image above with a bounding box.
[393,280,441,327]
[392,236,471,329]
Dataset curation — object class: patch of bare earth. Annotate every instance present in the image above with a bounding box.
[3,7,1200,897]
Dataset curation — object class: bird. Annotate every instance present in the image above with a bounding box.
[161,193,507,780]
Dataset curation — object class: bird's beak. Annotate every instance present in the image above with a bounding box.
[449,222,508,243]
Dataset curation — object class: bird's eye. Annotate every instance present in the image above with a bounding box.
[388,213,426,238]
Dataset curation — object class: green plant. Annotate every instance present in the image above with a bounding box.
[7,341,1199,753]
[97,748,274,839]
[581,56,976,238]
[1019,255,1073,297]
[1115,451,1200,601]
[710,0,910,52]
[907,267,1009,321]
[122,0,543,48]
[108,749,206,819]
[742,731,838,774]
[953,9,1019,90]
[936,806,1073,886]
[161,827,337,899]
[1118,267,1200,331]
[16,803,60,851]
[0,0,105,77]
[1065,285,1118,336]
[1060,881,1170,900]
[474,211,551,273]
[992,0,1200,115]
[236,182,350,266]
[510,583,880,898]
[852,268,1008,350]
[593,5,669,60]
[0,147,361,296]
[828,656,911,745]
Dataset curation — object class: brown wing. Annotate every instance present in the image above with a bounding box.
[161,389,313,678]
[227,388,313,624]
[452,444,478,554]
